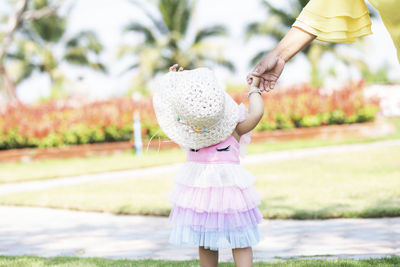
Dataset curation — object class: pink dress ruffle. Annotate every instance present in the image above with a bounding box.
[167,184,262,213]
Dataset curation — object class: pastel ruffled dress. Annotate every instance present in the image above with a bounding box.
[166,104,264,251]
[292,0,400,62]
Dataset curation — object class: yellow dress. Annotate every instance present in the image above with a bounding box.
[292,0,400,62]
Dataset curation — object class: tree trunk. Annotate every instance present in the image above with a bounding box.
[0,0,57,105]
[0,0,28,106]
[0,0,28,61]
[0,65,23,106]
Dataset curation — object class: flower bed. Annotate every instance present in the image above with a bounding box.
[1,119,394,163]
[0,80,380,150]
[231,80,380,131]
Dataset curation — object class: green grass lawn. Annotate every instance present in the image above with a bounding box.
[1,145,399,219]
[1,255,399,267]
[1,117,399,184]
[0,148,185,184]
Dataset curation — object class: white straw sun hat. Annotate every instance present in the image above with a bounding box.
[152,67,239,150]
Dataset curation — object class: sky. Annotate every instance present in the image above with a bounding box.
[2,0,400,104]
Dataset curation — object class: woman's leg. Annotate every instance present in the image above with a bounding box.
[232,247,253,267]
[199,246,219,267]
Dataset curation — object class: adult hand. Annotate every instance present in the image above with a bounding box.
[247,51,286,92]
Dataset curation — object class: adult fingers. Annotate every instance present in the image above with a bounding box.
[259,80,265,91]
[246,73,253,86]
[265,80,270,91]
[270,82,276,89]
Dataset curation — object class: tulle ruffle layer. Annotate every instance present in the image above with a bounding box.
[293,0,372,43]
[169,224,261,251]
[293,17,372,43]
[168,160,263,249]
[174,162,256,188]
[167,183,262,213]
[169,206,263,231]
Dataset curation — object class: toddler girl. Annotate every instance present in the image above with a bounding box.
[152,64,265,267]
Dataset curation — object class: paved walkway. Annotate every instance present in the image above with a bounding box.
[1,139,400,261]
[1,139,400,196]
[0,205,399,261]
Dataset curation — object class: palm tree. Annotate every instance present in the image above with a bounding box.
[1,0,106,102]
[246,0,375,86]
[119,0,234,95]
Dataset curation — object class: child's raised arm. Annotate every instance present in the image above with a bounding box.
[169,63,184,72]
[234,77,264,136]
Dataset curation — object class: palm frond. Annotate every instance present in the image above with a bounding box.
[158,0,179,33]
[4,53,24,60]
[250,50,268,67]
[64,46,107,73]
[298,0,310,10]
[159,0,193,35]
[264,26,286,42]
[194,25,227,43]
[30,13,66,43]
[127,0,168,34]
[16,63,36,83]
[124,23,156,44]
[246,17,286,42]
[19,23,46,45]
[119,63,140,76]
[116,45,139,59]
[89,62,107,73]
[245,22,262,39]
[214,59,235,72]
[177,0,194,35]
[66,31,103,54]
[202,57,235,72]
[64,49,89,65]
[262,1,296,26]
[119,0,231,92]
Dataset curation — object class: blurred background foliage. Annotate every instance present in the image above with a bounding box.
[0,0,395,101]
[0,0,106,103]
[0,80,380,149]
[0,0,396,150]
[118,0,234,95]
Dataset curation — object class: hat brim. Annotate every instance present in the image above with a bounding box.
[153,92,239,150]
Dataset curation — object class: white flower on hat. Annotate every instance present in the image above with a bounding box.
[152,67,239,149]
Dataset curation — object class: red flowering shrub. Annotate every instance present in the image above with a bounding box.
[231,80,380,131]
[0,97,159,149]
[0,80,380,150]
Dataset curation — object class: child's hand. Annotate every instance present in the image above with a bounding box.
[248,75,261,90]
[169,64,184,72]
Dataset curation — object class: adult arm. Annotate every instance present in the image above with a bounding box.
[249,0,373,91]
[248,27,316,91]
